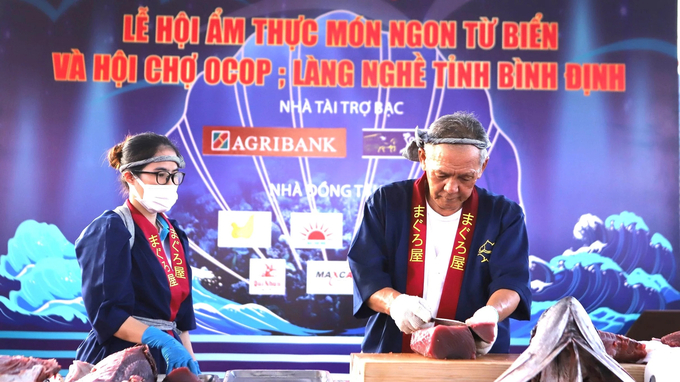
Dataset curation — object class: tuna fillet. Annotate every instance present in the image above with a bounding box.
[469,322,496,343]
[410,325,476,359]
[162,367,200,382]
[660,330,680,347]
[597,330,647,363]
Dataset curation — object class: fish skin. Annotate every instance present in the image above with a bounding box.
[494,296,636,382]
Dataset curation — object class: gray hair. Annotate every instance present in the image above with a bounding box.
[401,112,490,166]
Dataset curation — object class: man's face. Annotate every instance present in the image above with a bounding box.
[418,144,488,216]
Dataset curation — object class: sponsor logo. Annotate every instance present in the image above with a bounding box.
[250,258,286,295]
[212,130,230,151]
[306,261,353,295]
[362,128,417,159]
[203,126,346,158]
[218,211,272,248]
[289,212,343,249]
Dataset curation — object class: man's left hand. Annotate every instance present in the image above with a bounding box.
[465,305,499,355]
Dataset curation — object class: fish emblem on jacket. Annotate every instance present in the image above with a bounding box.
[477,240,494,263]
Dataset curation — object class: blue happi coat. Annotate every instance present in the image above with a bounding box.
[348,180,531,353]
[75,211,196,372]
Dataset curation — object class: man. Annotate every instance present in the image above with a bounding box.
[347,112,531,355]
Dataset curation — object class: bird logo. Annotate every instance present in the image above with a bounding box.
[261,263,276,277]
[231,215,255,239]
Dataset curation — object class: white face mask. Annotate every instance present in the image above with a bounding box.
[129,175,179,213]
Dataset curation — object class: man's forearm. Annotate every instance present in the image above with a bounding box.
[366,287,401,315]
[486,289,520,321]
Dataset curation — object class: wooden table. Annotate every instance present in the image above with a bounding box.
[349,353,645,382]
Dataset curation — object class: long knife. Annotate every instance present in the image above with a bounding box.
[431,317,484,341]
[430,317,467,326]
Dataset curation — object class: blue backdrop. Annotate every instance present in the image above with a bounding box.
[0,0,678,377]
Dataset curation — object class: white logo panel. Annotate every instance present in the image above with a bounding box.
[290,212,343,249]
[218,211,272,248]
[306,261,353,295]
[249,258,286,295]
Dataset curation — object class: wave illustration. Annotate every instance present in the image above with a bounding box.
[512,211,678,344]
[0,220,328,335]
[0,220,87,323]
[2,210,677,343]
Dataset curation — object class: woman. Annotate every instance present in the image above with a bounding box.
[75,132,200,375]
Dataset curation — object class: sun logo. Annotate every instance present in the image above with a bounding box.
[477,240,494,263]
[301,222,332,241]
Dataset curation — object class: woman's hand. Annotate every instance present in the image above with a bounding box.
[141,326,201,375]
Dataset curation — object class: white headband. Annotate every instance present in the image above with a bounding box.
[400,126,491,161]
[119,155,185,172]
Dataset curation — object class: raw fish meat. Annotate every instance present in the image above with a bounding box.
[0,356,60,382]
[660,330,680,347]
[75,345,157,382]
[162,367,200,382]
[64,361,94,382]
[410,325,476,359]
[597,330,647,363]
[468,321,496,343]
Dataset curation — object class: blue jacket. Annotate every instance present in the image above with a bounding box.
[75,210,196,372]
[348,180,531,353]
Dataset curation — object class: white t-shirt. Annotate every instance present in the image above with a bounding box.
[423,202,461,317]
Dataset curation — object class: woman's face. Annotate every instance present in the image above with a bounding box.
[127,148,180,198]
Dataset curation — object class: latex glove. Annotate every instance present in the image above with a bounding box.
[141,326,201,375]
[389,294,433,334]
[465,305,500,355]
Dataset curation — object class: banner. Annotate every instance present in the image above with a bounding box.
[0,0,678,377]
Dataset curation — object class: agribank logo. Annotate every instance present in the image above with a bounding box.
[306,261,353,295]
[211,130,230,151]
[203,126,346,158]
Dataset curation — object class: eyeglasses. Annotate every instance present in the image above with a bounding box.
[135,171,185,185]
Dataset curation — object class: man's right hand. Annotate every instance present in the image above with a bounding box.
[388,294,433,334]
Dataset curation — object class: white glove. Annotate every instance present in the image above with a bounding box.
[465,305,500,355]
[389,294,433,334]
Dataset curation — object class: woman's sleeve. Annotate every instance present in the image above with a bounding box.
[75,213,135,344]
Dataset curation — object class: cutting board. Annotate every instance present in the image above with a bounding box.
[350,353,645,382]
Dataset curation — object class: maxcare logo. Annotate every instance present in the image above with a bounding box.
[306,261,353,295]
[203,126,346,158]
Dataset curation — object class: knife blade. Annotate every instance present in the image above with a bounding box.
[431,317,485,342]
[431,317,467,327]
